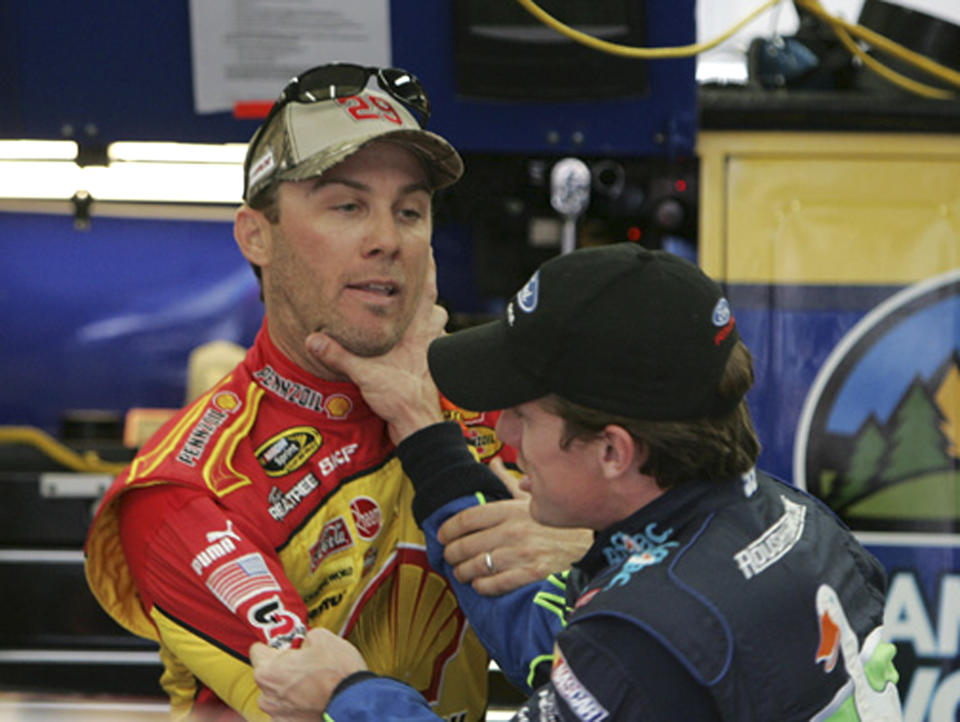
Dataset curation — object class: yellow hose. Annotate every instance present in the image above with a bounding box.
[0,425,128,474]
[514,0,958,99]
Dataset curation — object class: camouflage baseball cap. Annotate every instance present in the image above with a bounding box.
[243,88,464,203]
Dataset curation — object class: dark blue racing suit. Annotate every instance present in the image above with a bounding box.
[324,423,902,721]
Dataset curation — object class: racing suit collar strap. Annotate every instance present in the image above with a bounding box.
[248,321,372,416]
[574,478,739,578]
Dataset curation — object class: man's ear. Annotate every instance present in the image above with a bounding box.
[597,424,643,479]
[234,205,273,266]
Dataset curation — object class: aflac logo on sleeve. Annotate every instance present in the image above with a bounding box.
[517,270,540,313]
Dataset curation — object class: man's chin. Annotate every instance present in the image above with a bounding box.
[530,504,580,530]
[325,327,402,359]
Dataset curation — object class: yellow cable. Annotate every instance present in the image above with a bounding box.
[516,0,958,100]
[795,0,959,94]
[514,0,783,59]
[832,22,954,99]
[0,425,128,475]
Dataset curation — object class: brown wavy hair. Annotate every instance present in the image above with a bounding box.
[543,339,760,489]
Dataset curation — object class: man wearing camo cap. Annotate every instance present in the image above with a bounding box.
[85,63,589,721]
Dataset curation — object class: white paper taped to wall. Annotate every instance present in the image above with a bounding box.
[188,0,391,115]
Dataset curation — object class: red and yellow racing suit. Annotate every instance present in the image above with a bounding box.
[84,323,510,721]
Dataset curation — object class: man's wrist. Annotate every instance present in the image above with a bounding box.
[390,406,444,444]
[329,670,379,702]
[396,422,512,524]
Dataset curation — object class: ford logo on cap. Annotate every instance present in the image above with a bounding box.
[712,298,731,327]
[517,271,540,313]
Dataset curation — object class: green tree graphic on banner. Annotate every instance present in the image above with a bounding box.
[833,415,886,508]
[881,381,949,482]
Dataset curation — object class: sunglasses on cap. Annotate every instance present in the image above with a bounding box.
[243,63,432,198]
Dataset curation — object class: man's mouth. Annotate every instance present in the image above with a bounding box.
[346,281,400,297]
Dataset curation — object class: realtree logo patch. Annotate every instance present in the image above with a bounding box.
[255,427,322,477]
[795,269,960,534]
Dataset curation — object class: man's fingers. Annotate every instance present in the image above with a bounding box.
[438,499,529,548]
[437,505,482,547]
[423,249,439,304]
[439,503,511,549]
[443,523,519,567]
[471,568,532,596]
[249,641,279,667]
[428,304,449,338]
[451,549,541,596]
[306,332,353,376]
[451,552,492,584]
[489,458,529,499]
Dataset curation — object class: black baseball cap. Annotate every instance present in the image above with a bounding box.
[428,243,742,421]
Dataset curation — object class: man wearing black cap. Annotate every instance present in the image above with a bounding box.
[84,64,588,721]
[250,243,902,720]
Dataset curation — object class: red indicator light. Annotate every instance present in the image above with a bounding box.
[627,226,643,242]
[674,179,688,193]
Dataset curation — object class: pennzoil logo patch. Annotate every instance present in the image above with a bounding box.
[255,426,323,477]
[176,391,242,468]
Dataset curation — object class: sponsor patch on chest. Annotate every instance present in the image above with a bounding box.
[350,496,382,540]
[551,647,608,721]
[310,516,355,572]
[255,426,323,477]
[733,495,807,580]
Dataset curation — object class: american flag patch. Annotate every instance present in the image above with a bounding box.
[206,553,281,612]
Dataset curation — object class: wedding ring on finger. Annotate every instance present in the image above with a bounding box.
[484,551,496,575]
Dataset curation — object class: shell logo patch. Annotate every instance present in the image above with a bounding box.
[212,390,241,412]
[324,393,353,419]
[255,426,323,477]
[795,269,960,534]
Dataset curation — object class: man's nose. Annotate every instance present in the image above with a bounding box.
[361,209,402,258]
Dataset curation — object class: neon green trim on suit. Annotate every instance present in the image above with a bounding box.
[546,571,568,590]
[527,653,554,690]
[533,591,567,625]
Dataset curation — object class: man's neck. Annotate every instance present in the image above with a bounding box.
[265,316,347,383]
